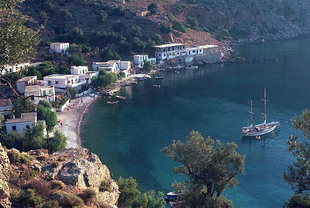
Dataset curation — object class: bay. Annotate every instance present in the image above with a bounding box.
[81,37,310,208]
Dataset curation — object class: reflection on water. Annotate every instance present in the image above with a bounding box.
[81,37,310,208]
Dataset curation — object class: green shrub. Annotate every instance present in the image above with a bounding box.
[7,150,33,164]
[160,24,172,34]
[172,21,187,32]
[17,189,42,207]
[148,3,158,15]
[52,191,85,208]
[98,200,110,208]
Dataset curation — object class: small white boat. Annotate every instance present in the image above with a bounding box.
[107,101,118,105]
[242,88,279,137]
[186,65,198,70]
[115,95,126,100]
[153,84,161,88]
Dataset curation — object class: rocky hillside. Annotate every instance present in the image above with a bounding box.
[0,145,119,208]
[20,0,310,50]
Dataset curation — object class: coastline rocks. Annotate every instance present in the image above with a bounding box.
[0,145,119,208]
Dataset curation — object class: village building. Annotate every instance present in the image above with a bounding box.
[133,55,156,67]
[25,85,56,105]
[92,60,132,78]
[154,43,186,60]
[5,112,42,134]
[16,76,48,94]
[43,74,86,92]
[70,66,99,84]
[0,98,13,116]
[1,62,30,75]
[50,42,70,54]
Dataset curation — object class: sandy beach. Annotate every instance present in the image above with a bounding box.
[55,94,97,148]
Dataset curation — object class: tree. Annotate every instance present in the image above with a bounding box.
[132,190,165,208]
[46,130,67,153]
[13,98,35,117]
[283,110,310,206]
[172,21,187,33]
[68,43,82,55]
[143,60,153,72]
[100,47,121,62]
[0,0,39,96]
[37,101,57,133]
[148,3,158,15]
[162,131,245,208]
[24,122,46,151]
[284,193,310,208]
[187,17,199,28]
[117,177,141,208]
[92,71,118,89]
[68,55,85,66]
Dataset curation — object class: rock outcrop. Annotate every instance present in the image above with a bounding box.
[0,146,119,208]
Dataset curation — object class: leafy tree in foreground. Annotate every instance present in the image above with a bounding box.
[13,98,35,117]
[117,177,165,208]
[0,0,39,96]
[47,130,67,153]
[283,110,310,207]
[143,60,153,72]
[162,131,245,208]
[37,101,57,133]
[92,71,118,89]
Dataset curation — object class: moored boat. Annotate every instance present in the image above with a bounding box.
[107,101,118,105]
[153,84,161,88]
[242,88,279,137]
[155,76,164,80]
[115,95,126,100]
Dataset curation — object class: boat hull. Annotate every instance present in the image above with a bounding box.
[242,121,279,137]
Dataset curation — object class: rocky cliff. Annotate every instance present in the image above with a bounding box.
[0,145,119,208]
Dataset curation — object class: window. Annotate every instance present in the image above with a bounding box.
[48,81,51,84]
[12,126,16,131]
[26,125,30,129]
[42,91,46,96]
[55,81,59,84]
[68,80,70,84]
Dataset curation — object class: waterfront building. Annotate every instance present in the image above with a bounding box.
[5,112,44,134]
[1,62,30,75]
[49,42,70,54]
[16,76,47,94]
[133,55,156,67]
[92,60,132,78]
[154,43,186,60]
[25,85,56,105]
[70,66,99,84]
[44,74,86,92]
[0,98,13,116]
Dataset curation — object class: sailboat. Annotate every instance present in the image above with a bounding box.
[242,88,279,137]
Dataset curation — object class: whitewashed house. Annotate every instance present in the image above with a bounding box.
[133,55,156,67]
[70,66,99,84]
[1,62,30,75]
[92,61,120,72]
[0,98,13,116]
[44,74,86,92]
[25,85,56,105]
[154,43,186,60]
[5,112,39,134]
[16,76,38,94]
[50,42,70,54]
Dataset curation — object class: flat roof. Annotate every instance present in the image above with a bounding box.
[6,112,37,124]
[17,76,37,82]
[44,74,79,79]
[154,43,184,48]
[25,85,41,93]
[51,42,69,45]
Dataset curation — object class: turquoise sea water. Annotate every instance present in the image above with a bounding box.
[81,38,310,207]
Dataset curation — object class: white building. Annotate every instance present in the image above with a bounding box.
[50,42,70,54]
[70,66,99,84]
[92,60,132,77]
[0,98,13,116]
[25,85,56,105]
[1,62,30,75]
[133,55,156,67]
[154,43,186,60]
[5,112,38,134]
[44,74,86,91]
[92,61,120,73]
[16,76,39,94]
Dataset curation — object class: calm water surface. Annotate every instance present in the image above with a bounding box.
[81,38,310,208]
